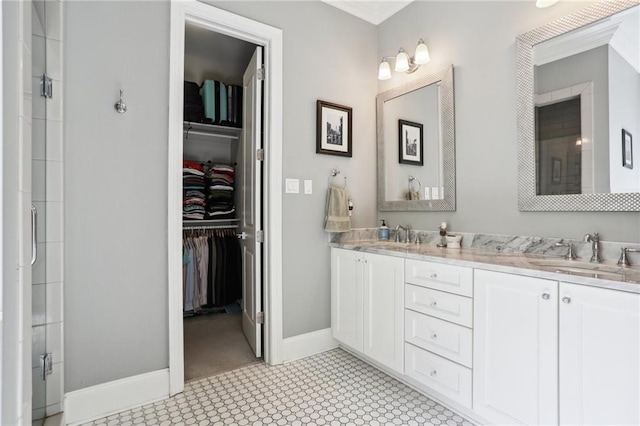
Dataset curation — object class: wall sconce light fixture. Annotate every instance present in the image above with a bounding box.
[378,39,430,80]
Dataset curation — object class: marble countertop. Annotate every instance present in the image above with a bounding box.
[331,240,640,294]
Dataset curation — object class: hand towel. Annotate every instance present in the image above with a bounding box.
[324,185,351,232]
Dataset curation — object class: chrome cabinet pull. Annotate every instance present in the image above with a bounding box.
[430,300,438,307]
[31,205,37,265]
[430,333,437,340]
[430,369,437,377]
[541,293,550,300]
[562,297,572,304]
[430,273,438,279]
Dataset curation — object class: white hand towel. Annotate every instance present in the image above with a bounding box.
[323,185,351,232]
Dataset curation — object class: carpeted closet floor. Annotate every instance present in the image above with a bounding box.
[183,312,259,381]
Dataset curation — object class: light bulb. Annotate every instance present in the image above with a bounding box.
[395,48,410,73]
[414,39,430,65]
[378,60,391,80]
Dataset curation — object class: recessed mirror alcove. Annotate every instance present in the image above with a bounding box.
[517,0,640,211]
[377,65,456,211]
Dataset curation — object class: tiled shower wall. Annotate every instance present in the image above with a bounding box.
[31,0,65,420]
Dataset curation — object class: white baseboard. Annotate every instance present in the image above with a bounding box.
[64,369,170,425]
[283,328,338,362]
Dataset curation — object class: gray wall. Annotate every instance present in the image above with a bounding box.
[63,0,377,392]
[377,1,640,244]
[64,1,170,391]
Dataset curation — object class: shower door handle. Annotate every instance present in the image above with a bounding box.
[31,205,37,265]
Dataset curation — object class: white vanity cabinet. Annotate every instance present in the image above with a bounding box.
[474,269,640,426]
[331,248,404,373]
[559,282,640,425]
[473,270,558,425]
[404,259,474,408]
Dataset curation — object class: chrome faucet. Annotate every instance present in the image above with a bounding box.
[555,242,577,260]
[584,232,603,263]
[395,225,410,243]
[618,247,640,266]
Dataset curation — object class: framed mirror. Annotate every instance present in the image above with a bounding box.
[517,1,640,211]
[377,65,455,211]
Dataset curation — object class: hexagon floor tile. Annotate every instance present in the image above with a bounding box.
[82,348,474,426]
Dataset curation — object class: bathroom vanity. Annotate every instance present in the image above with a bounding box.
[330,241,640,426]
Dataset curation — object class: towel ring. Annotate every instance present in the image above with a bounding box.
[408,175,421,194]
[329,169,347,188]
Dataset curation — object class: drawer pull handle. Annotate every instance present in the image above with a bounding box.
[431,333,437,340]
[562,296,571,304]
[430,301,438,307]
[430,369,437,377]
[541,293,550,300]
[430,273,438,279]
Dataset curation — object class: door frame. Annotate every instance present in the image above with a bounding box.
[167,0,283,395]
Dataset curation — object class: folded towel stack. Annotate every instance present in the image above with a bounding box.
[183,160,206,220]
[206,164,236,219]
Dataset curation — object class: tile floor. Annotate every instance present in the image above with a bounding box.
[82,349,474,426]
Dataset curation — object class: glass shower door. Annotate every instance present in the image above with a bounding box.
[31,1,48,423]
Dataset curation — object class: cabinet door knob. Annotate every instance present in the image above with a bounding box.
[431,333,437,340]
[430,369,437,377]
[430,301,438,307]
[430,273,438,279]
[541,293,550,300]
[562,296,571,304]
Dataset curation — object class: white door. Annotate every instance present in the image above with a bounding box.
[240,46,263,357]
[362,253,404,373]
[331,248,363,351]
[473,270,558,426]
[560,282,640,425]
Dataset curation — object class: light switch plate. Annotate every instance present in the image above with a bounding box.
[304,180,312,194]
[285,178,299,194]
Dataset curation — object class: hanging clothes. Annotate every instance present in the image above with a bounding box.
[183,229,242,314]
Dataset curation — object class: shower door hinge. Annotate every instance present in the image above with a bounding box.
[40,74,53,99]
[256,230,264,243]
[39,353,53,380]
[256,148,264,161]
[256,311,265,324]
[257,66,265,81]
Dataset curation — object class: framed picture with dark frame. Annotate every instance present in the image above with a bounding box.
[622,129,633,169]
[552,157,562,184]
[398,119,423,166]
[316,100,352,157]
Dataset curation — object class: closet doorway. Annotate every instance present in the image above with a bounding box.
[168,1,284,396]
[181,27,262,382]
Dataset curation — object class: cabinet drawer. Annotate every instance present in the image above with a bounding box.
[405,310,472,367]
[405,260,473,297]
[405,343,472,408]
[405,284,472,327]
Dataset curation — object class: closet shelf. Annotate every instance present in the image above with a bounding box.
[183,218,240,230]
[183,121,241,141]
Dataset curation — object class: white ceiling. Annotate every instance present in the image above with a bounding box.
[320,0,415,25]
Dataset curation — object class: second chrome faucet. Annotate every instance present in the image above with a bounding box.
[584,232,603,263]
